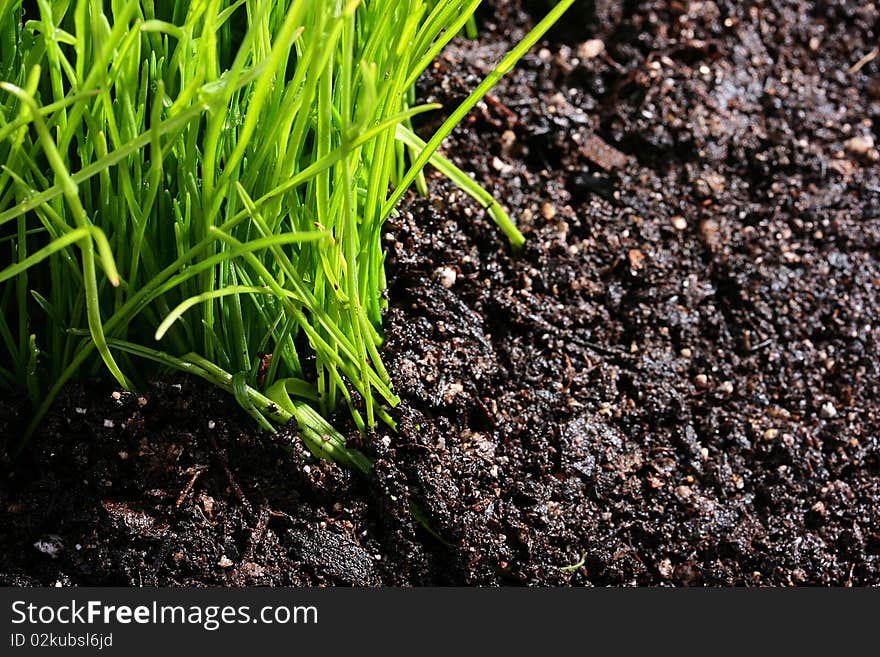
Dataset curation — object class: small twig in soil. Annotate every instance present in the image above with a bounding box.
[241,504,271,565]
[749,338,774,353]
[484,93,519,126]
[209,435,253,517]
[175,465,207,509]
[229,503,273,585]
[849,47,879,74]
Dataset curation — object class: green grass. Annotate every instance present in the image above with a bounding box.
[0,0,573,468]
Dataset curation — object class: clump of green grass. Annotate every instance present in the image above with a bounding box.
[0,0,573,467]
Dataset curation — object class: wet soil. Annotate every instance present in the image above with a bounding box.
[2,0,879,586]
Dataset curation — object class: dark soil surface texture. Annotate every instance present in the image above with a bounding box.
[2,0,879,586]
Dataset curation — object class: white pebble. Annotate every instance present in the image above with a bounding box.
[578,39,605,60]
[435,266,457,289]
[820,402,837,419]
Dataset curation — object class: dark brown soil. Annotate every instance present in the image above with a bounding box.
[2,0,879,586]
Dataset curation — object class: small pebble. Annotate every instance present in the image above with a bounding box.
[578,39,605,60]
[844,135,874,156]
[218,556,234,568]
[716,380,734,395]
[820,402,837,419]
[491,156,514,174]
[500,129,516,157]
[671,215,687,231]
[694,373,709,389]
[541,203,557,221]
[763,428,779,441]
[435,266,457,289]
